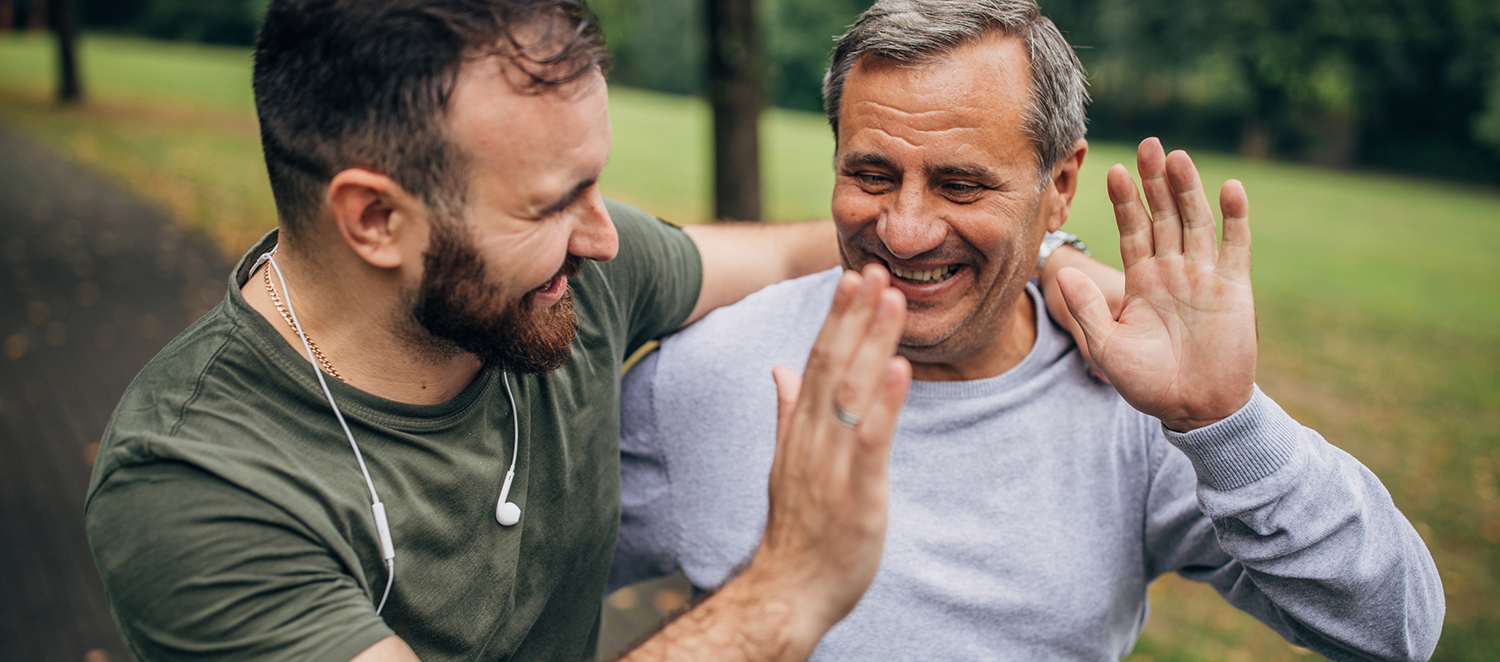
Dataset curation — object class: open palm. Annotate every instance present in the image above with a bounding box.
[1058,138,1257,432]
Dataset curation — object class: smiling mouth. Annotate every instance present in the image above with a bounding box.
[887,263,959,284]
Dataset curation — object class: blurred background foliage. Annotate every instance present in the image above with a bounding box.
[595,0,1500,184]
[17,0,1498,182]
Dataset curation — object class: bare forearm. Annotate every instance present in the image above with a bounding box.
[682,220,840,326]
[617,564,819,662]
[1041,246,1122,320]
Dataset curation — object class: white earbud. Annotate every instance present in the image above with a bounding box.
[496,499,521,526]
[496,467,520,526]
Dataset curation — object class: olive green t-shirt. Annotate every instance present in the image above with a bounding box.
[85,200,703,662]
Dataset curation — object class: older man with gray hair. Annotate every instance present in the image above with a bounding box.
[608,0,1445,660]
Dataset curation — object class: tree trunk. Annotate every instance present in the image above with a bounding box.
[52,0,81,104]
[706,0,762,222]
[1239,117,1270,160]
[26,0,45,32]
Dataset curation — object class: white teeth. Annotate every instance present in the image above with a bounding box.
[890,264,956,283]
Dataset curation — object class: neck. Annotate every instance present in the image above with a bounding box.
[242,244,483,405]
[905,291,1037,382]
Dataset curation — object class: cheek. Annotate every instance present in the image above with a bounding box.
[831,184,880,238]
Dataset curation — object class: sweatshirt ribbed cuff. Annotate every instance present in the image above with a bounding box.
[1162,385,1301,491]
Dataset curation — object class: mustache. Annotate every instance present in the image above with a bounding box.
[559,254,584,279]
[536,254,585,291]
[843,233,980,267]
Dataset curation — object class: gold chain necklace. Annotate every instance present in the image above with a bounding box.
[263,265,345,382]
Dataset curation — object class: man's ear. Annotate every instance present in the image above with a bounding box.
[327,168,423,270]
[1044,138,1089,233]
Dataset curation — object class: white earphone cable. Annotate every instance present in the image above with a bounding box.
[503,371,519,486]
[257,249,396,614]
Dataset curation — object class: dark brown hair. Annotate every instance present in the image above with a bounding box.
[253,0,611,236]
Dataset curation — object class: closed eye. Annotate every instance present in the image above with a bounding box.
[941,181,986,202]
[849,171,895,192]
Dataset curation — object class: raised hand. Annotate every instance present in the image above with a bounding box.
[753,264,911,637]
[622,265,911,662]
[1057,138,1256,432]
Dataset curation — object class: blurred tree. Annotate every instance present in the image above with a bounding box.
[593,0,705,95]
[761,0,872,113]
[1043,0,1500,181]
[592,0,869,220]
[53,0,81,103]
[80,0,149,29]
[25,0,44,30]
[1477,53,1500,158]
[593,0,868,112]
[136,0,263,46]
[707,0,762,220]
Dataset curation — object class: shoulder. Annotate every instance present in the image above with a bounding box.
[637,267,841,436]
[661,267,842,361]
[88,296,309,508]
[633,266,843,424]
[571,200,703,344]
[97,300,239,461]
[601,199,699,268]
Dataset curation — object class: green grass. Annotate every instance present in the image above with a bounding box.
[591,87,838,224]
[4,32,1499,662]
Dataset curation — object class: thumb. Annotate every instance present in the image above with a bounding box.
[772,365,802,435]
[1057,267,1115,368]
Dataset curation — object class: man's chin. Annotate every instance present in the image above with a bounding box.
[482,290,578,374]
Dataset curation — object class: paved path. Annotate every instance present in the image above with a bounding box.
[0,124,228,662]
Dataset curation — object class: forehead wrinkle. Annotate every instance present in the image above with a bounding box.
[849,113,995,155]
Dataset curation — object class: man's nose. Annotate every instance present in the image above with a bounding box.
[877,183,944,260]
[570,186,618,263]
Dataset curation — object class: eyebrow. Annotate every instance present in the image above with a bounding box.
[839,151,898,171]
[839,151,999,183]
[927,163,998,182]
[536,178,596,218]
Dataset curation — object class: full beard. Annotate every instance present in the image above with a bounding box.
[408,219,581,374]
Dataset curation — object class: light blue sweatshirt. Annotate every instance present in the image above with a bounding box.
[609,268,1444,661]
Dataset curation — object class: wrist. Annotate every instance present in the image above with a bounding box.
[725,556,830,659]
[1036,230,1088,276]
[624,562,823,662]
[1161,387,1301,491]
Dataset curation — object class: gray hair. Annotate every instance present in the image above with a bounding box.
[822,0,1089,187]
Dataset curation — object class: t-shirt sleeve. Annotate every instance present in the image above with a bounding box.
[600,199,703,353]
[87,461,394,662]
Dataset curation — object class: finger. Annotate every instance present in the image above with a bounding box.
[772,365,803,437]
[1164,150,1219,264]
[837,288,907,422]
[1136,137,1183,257]
[1064,323,1110,384]
[1218,179,1252,282]
[1107,164,1153,270]
[1057,267,1115,369]
[768,365,802,477]
[802,269,877,402]
[848,356,911,496]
